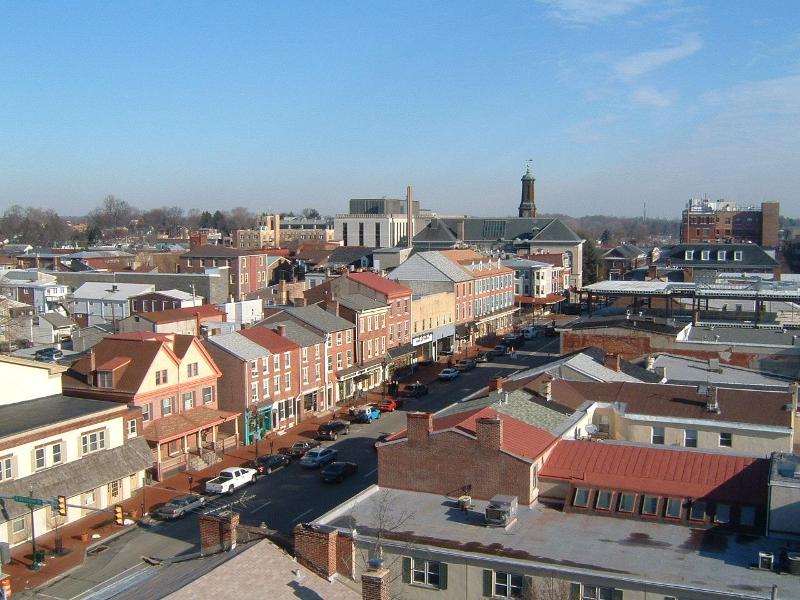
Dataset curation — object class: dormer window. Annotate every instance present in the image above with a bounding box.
[701,250,710,261]
[717,251,726,261]
[96,371,113,388]
[684,250,694,260]
[734,251,743,261]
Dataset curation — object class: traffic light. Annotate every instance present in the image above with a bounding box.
[114,505,124,526]
[57,495,67,517]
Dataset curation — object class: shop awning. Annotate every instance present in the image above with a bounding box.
[387,343,415,359]
[514,293,566,306]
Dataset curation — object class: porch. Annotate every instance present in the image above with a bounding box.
[144,406,240,481]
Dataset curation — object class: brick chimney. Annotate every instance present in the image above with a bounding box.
[199,511,239,556]
[603,352,620,372]
[476,417,503,451]
[293,523,337,578]
[87,350,96,385]
[362,561,391,600]
[275,324,287,338]
[538,376,552,401]
[407,412,433,445]
[294,296,307,307]
[327,300,340,316]
[488,377,504,392]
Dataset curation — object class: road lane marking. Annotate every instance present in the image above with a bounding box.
[363,467,378,479]
[291,508,313,523]
[249,500,272,513]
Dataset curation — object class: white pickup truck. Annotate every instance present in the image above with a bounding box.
[204,466,257,495]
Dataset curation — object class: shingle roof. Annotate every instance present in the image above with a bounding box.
[552,380,792,428]
[391,251,473,283]
[328,246,372,266]
[603,243,646,259]
[39,312,75,329]
[346,271,410,298]
[240,326,300,353]
[338,293,386,312]
[280,305,354,333]
[540,440,769,504]
[204,332,270,361]
[656,243,778,269]
[135,304,226,324]
[143,406,239,442]
[266,320,325,347]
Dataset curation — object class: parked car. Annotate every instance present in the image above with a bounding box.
[490,345,508,357]
[475,352,492,363]
[317,420,350,440]
[249,453,290,475]
[300,447,338,468]
[34,347,63,362]
[320,461,358,483]
[438,348,454,356]
[376,398,397,412]
[455,359,476,372]
[401,383,428,398]
[153,494,206,520]
[545,325,558,337]
[522,327,538,339]
[352,405,381,424]
[280,440,321,458]
[204,467,257,495]
[438,368,459,381]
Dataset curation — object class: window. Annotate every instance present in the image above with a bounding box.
[734,251,743,261]
[581,585,615,600]
[315,363,321,380]
[689,500,706,521]
[701,250,710,260]
[665,497,682,519]
[12,517,25,534]
[618,493,635,513]
[714,503,731,524]
[262,358,268,374]
[187,362,198,377]
[251,382,258,401]
[127,419,137,437]
[142,403,152,422]
[337,352,342,369]
[717,250,726,261]
[284,352,290,368]
[595,490,612,511]
[0,456,12,481]
[641,495,658,516]
[684,429,697,448]
[303,367,309,384]
[740,505,755,527]
[573,488,590,508]
[155,369,168,385]
[494,572,523,598]
[337,331,343,345]
[284,372,291,390]
[684,250,694,260]
[97,371,113,388]
[35,447,46,470]
[250,360,258,376]
[651,426,665,445]
[719,432,732,447]
[182,391,195,410]
[273,355,280,370]
[203,386,213,404]
[327,355,333,372]
[81,430,106,455]
[410,558,441,587]
[302,347,308,363]
[346,330,352,343]
[273,376,280,392]
[161,397,173,416]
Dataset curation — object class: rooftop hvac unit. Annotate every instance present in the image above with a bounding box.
[758,552,774,571]
[485,495,518,528]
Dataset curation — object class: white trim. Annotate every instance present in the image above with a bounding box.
[625,413,792,434]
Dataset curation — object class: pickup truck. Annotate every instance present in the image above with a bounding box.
[204,467,257,495]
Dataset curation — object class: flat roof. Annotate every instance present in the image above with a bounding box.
[320,487,795,599]
[0,395,125,439]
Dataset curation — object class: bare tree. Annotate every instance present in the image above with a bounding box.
[529,576,572,600]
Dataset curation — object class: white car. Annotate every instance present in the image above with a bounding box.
[204,467,257,495]
[438,368,460,381]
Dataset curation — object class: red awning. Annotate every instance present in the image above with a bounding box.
[514,293,566,306]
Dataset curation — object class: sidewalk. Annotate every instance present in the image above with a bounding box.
[1,347,475,594]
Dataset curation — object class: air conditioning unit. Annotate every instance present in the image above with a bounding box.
[485,495,518,528]
[758,551,774,571]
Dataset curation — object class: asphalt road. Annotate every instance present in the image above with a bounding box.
[32,336,559,600]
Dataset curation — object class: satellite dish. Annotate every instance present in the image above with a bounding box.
[585,424,599,436]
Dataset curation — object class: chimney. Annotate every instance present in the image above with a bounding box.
[293,523,337,578]
[327,301,340,317]
[195,313,202,337]
[407,412,433,445]
[539,377,552,401]
[361,560,391,600]
[275,324,287,338]
[476,417,503,451]
[654,365,666,381]
[645,355,655,371]
[488,377,504,392]
[603,352,621,372]
[199,511,239,556]
[406,185,414,249]
[294,296,307,307]
[648,264,658,280]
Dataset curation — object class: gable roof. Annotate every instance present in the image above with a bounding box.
[346,271,410,298]
[204,332,270,361]
[656,244,778,269]
[265,320,325,347]
[604,243,646,260]
[134,304,226,324]
[337,294,386,312]
[328,246,373,266]
[540,440,769,504]
[181,245,265,258]
[72,282,154,301]
[239,326,300,354]
[412,218,459,248]
[40,312,75,329]
[278,305,354,333]
[389,252,473,283]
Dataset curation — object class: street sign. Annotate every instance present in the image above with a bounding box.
[11,496,45,507]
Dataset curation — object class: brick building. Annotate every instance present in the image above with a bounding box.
[680,198,780,248]
[179,245,284,301]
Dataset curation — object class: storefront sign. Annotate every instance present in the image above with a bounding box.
[412,332,433,347]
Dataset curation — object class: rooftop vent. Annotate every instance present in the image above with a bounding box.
[485,495,518,528]
[708,358,722,373]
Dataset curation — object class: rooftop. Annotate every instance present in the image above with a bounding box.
[239,325,300,354]
[337,293,386,312]
[72,281,154,301]
[133,304,226,324]
[648,354,794,390]
[0,394,125,440]
[346,271,410,297]
[320,487,791,599]
[204,332,270,361]
[279,305,354,333]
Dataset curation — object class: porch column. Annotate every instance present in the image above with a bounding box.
[232,418,239,442]
[197,430,202,450]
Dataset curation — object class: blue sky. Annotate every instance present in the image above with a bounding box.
[1,0,798,218]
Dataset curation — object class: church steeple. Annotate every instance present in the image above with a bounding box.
[519,161,536,218]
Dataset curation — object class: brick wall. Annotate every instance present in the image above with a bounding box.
[361,566,391,600]
[293,523,338,578]
[378,423,534,503]
[336,531,354,579]
[199,512,239,556]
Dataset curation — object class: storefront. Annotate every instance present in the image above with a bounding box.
[244,402,273,445]
[412,324,456,361]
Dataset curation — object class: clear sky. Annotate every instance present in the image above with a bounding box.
[1,1,798,218]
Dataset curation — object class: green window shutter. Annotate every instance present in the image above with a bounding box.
[439,562,448,590]
[612,590,623,600]
[570,582,581,600]
[483,569,493,597]
[401,556,411,584]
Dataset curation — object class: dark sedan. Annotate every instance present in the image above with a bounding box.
[401,383,429,398]
[316,420,350,441]
[249,453,290,475]
[320,461,358,483]
[153,494,206,520]
[280,440,321,458]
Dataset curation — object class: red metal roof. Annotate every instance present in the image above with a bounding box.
[136,304,226,324]
[346,272,411,298]
[240,325,300,353]
[540,440,769,504]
